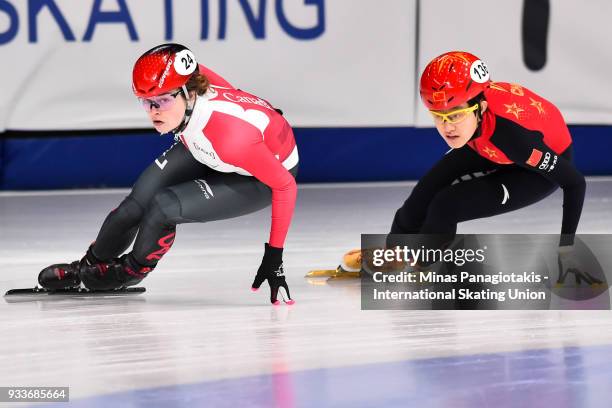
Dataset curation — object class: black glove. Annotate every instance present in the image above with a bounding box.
[251,243,294,305]
[557,245,603,287]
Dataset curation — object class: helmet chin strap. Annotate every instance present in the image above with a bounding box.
[170,85,195,136]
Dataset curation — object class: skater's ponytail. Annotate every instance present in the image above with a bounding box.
[185,72,210,96]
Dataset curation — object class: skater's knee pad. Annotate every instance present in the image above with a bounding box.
[111,196,145,227]
[146,189,182,226]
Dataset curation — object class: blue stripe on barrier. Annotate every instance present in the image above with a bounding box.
[0,136,5,188]
[1,126,610,189]
[1,134,172,190]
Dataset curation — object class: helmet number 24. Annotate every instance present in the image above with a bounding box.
[174,49,197,76]
[182,54,193,70]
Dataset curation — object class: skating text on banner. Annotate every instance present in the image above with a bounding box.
[0,0,325,44]
[0,0,416,131]
[1,0,610,131]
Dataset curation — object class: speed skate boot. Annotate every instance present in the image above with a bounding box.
[38,244,101,290]
[38,260,83,290]
[38,246,106,290]
[79,254,153,291]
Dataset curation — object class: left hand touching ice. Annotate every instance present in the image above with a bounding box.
[251,243,294,305]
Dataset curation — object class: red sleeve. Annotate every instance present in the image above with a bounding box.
[205,112,297,248]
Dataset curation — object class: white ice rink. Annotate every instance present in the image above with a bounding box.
[1,179,612,407]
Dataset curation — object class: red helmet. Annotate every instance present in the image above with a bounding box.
[420,51,490,110]
[132,43,199,98]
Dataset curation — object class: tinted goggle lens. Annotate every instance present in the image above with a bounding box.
[139,92,180,112]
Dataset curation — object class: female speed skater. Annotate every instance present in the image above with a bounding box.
[38,43,298,305]
[309,51,586,279]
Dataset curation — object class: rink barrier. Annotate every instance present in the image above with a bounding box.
[0,126,610,189]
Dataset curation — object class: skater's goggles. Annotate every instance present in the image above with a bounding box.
[139,91,182,112]
[429,104,479,124]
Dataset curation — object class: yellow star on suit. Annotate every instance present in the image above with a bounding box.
[504,103,524,120]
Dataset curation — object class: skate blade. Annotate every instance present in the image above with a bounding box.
[327,271,361,281]
[305,265,361,278]
[4,286,146,302]
[305,268,340,278]
[306,265,361,285]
